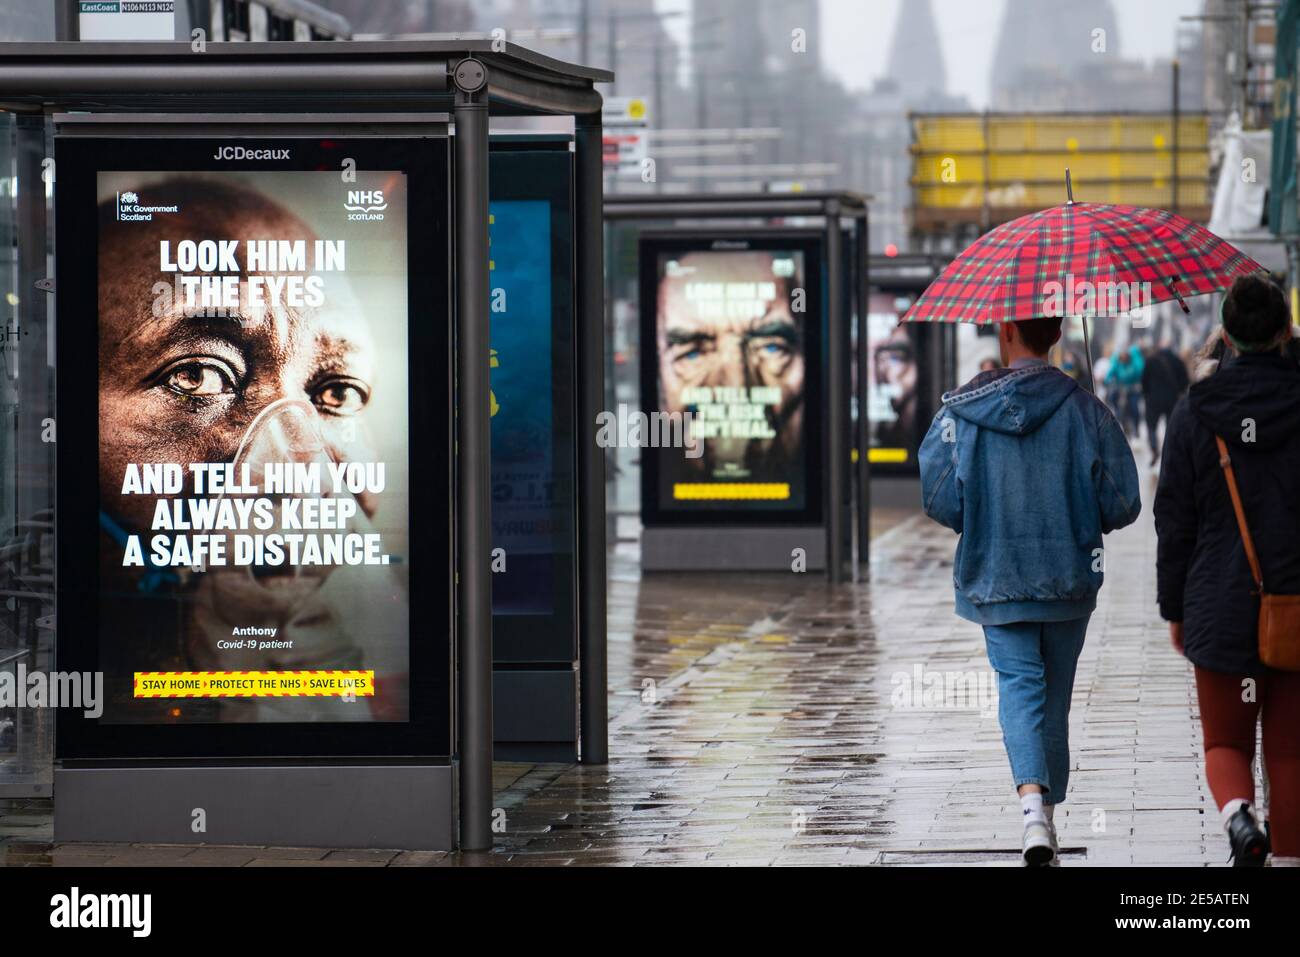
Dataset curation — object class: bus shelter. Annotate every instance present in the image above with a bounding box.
[0,39,611,852]
[605,191,870,583]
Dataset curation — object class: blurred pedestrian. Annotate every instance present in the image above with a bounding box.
[1059,347,1088,386]
[1105,344,1145,438]
[1140,343,1190,466]
[1155,274,1300,867]
[920,316,1141,867]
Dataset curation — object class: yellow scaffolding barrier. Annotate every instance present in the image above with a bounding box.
[910,112,1212,230]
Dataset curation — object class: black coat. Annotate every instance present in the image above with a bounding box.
[1154,352,1300,674]
[1141,348,1190,413]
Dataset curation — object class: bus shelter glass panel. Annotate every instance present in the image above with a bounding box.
[0,111,56,795]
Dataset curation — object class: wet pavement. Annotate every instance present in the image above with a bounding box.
[0,468,1229,866]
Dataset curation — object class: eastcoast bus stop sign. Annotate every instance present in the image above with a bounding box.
[79,1,177,41]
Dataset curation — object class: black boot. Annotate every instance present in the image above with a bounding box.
[1226,807,1268,867]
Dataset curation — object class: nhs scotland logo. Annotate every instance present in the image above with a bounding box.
[345,189,387,221]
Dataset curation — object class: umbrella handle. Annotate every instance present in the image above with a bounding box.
[1165,275,1191,314]
[1065,168,1075,205]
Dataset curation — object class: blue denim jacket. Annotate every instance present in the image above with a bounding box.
[919,361,1141,625]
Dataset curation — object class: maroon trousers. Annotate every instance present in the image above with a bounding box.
[1195,666,1300,856]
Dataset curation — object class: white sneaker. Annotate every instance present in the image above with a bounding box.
[1023,820,1056,867]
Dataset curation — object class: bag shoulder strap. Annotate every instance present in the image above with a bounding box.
[1215,435,1265,592]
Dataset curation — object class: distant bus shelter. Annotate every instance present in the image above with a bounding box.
[0,39,611,853]
[864,253,957,477]
[605,191,870,583]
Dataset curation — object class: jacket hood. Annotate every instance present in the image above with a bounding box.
[942,364,1079,436]
[1189,352,1300,450]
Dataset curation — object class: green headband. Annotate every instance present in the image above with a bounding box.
[1220,299,1286,353]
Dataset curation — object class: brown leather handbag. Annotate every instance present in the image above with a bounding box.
[1216,436,1300,672]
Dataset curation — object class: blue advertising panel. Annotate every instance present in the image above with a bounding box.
[490,198,556,616]
[488,147,575,664]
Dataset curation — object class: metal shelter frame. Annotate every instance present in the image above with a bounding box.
[604,191,871,583]
[0,39,612,851]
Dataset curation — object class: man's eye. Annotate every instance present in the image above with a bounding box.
[672,343,709,362]
[159,360,237,397]
[751,339,791,358]
[312,379,369,416]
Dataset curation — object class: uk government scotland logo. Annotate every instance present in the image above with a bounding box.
[116,189,179,222]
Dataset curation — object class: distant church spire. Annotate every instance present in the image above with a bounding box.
[991,0,1120,107]
[885,0,948,104]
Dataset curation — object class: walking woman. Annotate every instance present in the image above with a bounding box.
[1155,274,1300,866]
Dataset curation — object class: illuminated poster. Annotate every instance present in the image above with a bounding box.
[867,293,921,465]
[640,235,823,525]
[93,168,411,725]
[489,198,555,616]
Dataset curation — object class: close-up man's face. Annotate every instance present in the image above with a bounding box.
[97,181,378,535]
[656,252,805,464]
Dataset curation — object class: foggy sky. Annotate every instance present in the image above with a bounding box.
[651,0,1207,108]
[822,0,1206,107]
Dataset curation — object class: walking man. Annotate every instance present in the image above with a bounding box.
[919,316,1141,865]
[1140,342,1190,466]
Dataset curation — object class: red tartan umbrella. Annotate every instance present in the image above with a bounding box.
[901,199,1263,326]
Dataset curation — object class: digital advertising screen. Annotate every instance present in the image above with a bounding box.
[54,133,451,760]
[867,293,921,468]
[865,285,953,476]
[488,146,576,664]
[489,197,555,616]
[639,233,823,527]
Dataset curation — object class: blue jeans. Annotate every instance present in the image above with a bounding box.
[982,616,1089,804]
